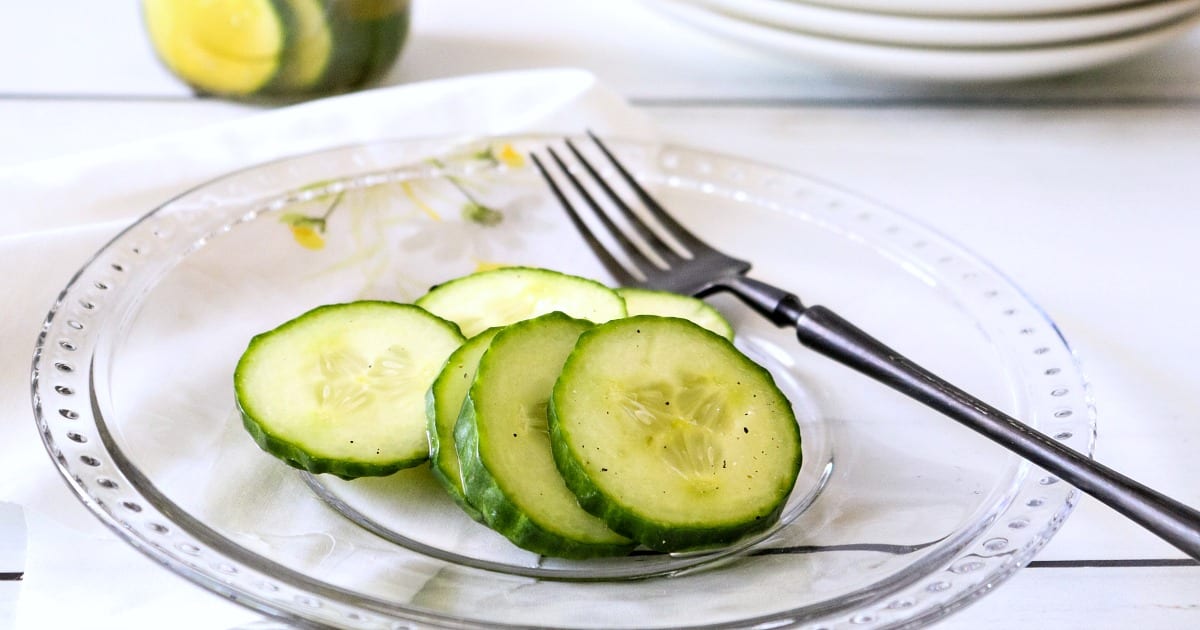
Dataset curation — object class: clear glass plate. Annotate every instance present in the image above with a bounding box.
[31,135,1093,629]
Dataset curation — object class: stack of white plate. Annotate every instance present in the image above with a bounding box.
[645,0,1200,81]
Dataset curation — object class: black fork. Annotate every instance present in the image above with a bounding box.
[531,131,1200,561]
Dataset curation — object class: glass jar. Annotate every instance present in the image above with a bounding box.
[142,0,411,100]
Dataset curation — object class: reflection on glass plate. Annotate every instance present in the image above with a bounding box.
[31,135,1093,628]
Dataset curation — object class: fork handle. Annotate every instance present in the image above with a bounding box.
[738,281,1200,560]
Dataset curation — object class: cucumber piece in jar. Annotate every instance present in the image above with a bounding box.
[142,0,289,96]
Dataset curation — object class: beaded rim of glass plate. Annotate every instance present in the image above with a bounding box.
[30,134,1094,629]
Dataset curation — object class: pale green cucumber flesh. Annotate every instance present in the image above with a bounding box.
[616,286,734,340]
[141,0,288,96]
[455,312,634,558]
[550,315,802,552]
[235,301,464,479]
[426,326,503,521]
[268,0,333,92]
[416,266,626,338]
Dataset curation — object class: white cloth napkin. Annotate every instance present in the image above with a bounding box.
[0,68,654,630]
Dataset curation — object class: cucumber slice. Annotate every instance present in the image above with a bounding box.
[316,2,375,91]
[616,287,734,340]
[359,4,410,85]
[266,0,410,94]
[416,267,627,338]
[235,301,464,479]
[142,0,288,96]
[143,0,409,97]
[455,313,635,558]
[318,0,408,91]
[549,316,802,552]
[425,326,503,521]
[270,0,332,92]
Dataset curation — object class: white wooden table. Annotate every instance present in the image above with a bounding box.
[2,1,1198,628]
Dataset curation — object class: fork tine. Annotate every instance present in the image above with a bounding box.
[544,146,670,281]
[563,138,687,267]
[530,150,656,286]
[585,130,711,255]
